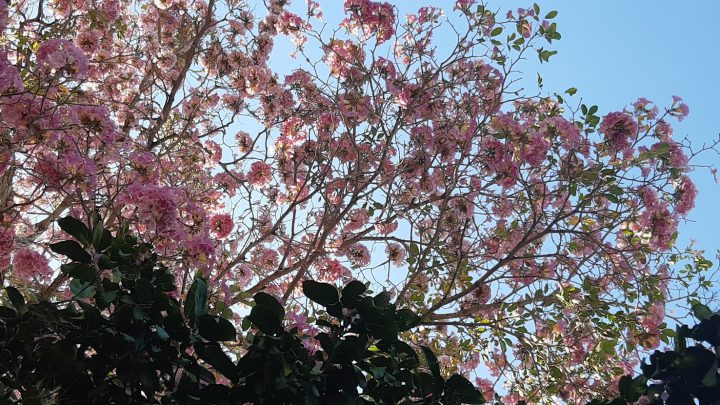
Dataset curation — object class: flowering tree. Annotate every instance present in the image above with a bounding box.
[0,0,713,402]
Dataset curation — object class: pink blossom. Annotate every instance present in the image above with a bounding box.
[675,176,697,216]
[323,39,364,78]
[0,2,8,32]
[346,243,371,267]
[342,0,396,44]
[0,226,13,272]
[474,284,491,304]
[338,91,372,121]
[475,378,495,402]
[247,161,272,186]
[316,258,352,282]
[375,221,398,235]
[385,242,405,266]
[184,232,216,269]
[75,30,102,54]
[36,39,89,78]
[671,95,690,121]
[521,132,550,167]
[344,208,369,232]
[210,214,234,239]
[599,112,637,155]
[13,247,52,282]
[543,116,581,151]
[454,0,476,12]
[235,131,253,153]
[0,53,24,94]
[251,246,279,270]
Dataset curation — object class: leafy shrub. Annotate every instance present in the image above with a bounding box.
[0,217,485,404]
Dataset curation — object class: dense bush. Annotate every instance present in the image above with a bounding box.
[0,217,485,404]
[591,304,720,405]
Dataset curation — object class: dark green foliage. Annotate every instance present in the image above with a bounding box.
[0,217,485,404]
[591,303,720,405]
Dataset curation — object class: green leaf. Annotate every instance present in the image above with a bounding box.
[49,240,91,263]
[565,87,577,96]
[195,341,238,381]
[693,303,713,320]
[303,280,339,307]
[185,278,207,321]
[373,291,391,308]
[618,375,647,402]
[247,292,284,335]
[198,314,237,342]
[70,279,96,299]
[94,227,113,252]
[395,308,420,331]
[62,263,97,283]
[545,10,558,19]
[443,374,485,404]
[0,306,16,319]
[490,27,503,37]
[342,280,367,301]
[5,287,25,311]
[422,346,444,391]
[58,216,91,245]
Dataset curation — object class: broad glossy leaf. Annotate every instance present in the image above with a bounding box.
[198,314,237,342]
[5,287,25,311]
[195,341,238,381]
[58,216,91,245]
[442,374,485,404]
[49,240,91,263]
[303,280,339,307]
[422,345,443,392]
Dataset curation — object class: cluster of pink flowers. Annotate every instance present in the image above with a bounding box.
[209,213,234,239]
[599,112,638,157]
[338,91,372,122]
[541,116,584,152]
[633,301,665,350]
[635,187,677,251]
[675,175,697,216]
[342,0,396,44]
[343,208,369,233]
[345,243,371,267]
[0,52,24,94]
[75,29,103,54]
[184,232,216,269]
[323,39,364,78]
[120,184,182,233]
[521,131,551,167]
[275,11,309,49]
[454,0,477,12]
[478,137,518,188]
[286,308,320,353]
[315,258,352,282]
[36,39,89,78]
[670,95,690,122]
[12,247,52,282]
[247,161,273,187]
[251,246,279,270]
[384,242,405,266]
[474,378,495,403]
[0,226,13,272]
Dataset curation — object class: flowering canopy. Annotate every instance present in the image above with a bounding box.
[0,0,712,402]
